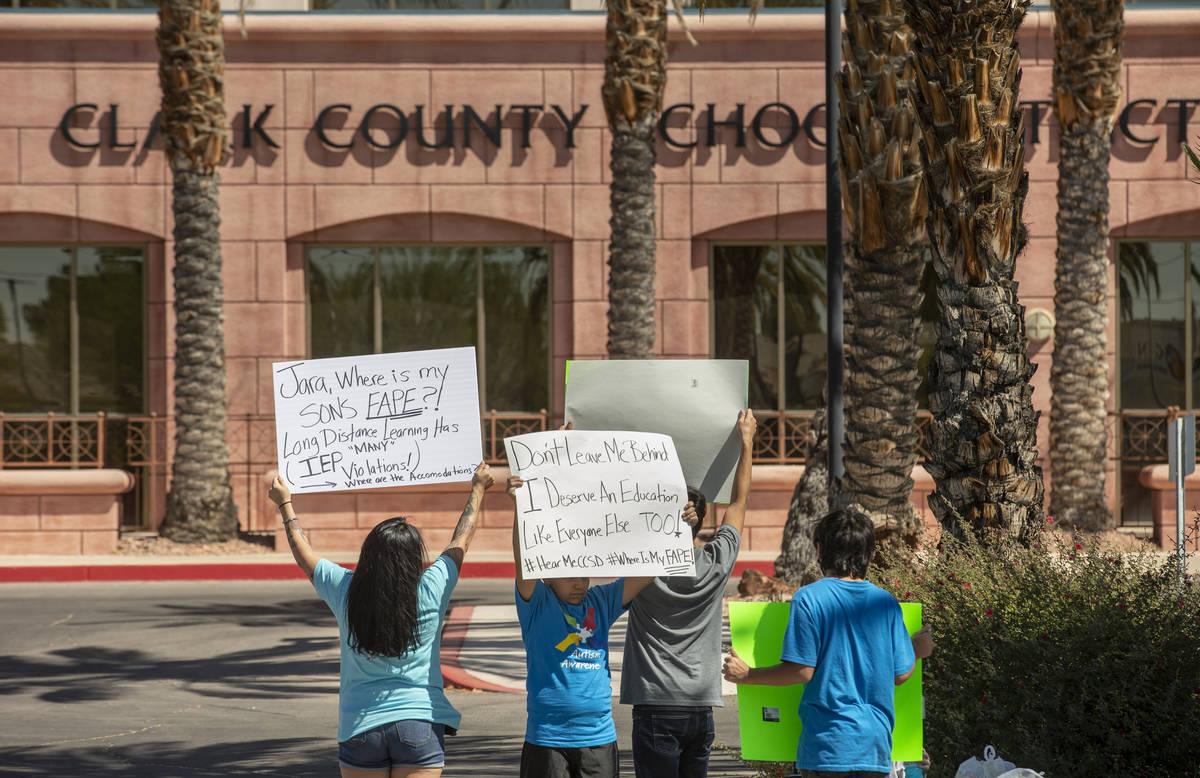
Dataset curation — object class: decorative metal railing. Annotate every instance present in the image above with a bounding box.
[0,408,1173,528]
[750,410,937,465]
[0,413,107,468]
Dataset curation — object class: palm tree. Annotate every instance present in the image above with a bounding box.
[156,0,240,541]
[837,0,927,540]
[902,0,1045,536]
[1047,0,1123,530]
[602,0,667,358]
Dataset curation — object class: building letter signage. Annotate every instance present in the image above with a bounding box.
[57,97,1200,154]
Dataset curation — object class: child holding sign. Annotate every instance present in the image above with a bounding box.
[505,474,692,778]
[722,508,933,778]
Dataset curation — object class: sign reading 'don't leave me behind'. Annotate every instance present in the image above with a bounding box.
[504,429,696,579]
[273,347,483,494]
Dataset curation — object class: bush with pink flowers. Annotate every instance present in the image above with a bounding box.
[872,522,1200,778]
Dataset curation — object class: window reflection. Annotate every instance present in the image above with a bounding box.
[306,245,549,412]
[76,247,144,413]
[380,247,476,353]
[0,246,144,414]
[483,246,549,412]
[309,247,375,358]
[1118,241,1187,409]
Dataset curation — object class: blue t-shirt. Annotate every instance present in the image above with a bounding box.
[781,577,915,773]
[313,556,461,743]
[515,579,627,747]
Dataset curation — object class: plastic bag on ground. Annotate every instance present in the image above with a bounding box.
[996,771,1044,778]
[954,746,1017,778]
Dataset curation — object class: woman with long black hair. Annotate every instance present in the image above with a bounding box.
[269,462,495,778]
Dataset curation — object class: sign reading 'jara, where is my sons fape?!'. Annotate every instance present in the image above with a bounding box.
[272,347,483,494]
[504,429,696,579]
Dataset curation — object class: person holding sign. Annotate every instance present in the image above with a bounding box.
[268,462,496,778]
[620,408,757,778]
[505,473,680,778]
[721,508,934,778]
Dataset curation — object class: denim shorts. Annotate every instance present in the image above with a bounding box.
[337,720,446,770]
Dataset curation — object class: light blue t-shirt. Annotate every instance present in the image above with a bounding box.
[313,556,461,743]
[781,577,915,773]
[515,579,626,747]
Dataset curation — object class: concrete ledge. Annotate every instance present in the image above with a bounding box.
[0,469,134,495]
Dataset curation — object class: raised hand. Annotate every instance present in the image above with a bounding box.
[472,461,495,490]
[737,409,757,446]
[269,475,291,507]
[505,475,525,500]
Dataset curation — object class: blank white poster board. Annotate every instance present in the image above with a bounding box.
[272,347,483,494]
[504,429,695,579]
[565,360,748,502]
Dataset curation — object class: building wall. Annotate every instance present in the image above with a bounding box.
[0,10,1198,553]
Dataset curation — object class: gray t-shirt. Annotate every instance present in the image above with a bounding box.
[619,524,741,707]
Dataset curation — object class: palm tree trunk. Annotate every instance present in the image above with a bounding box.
[838,0,927,539]
[603,0,666,358]
[774,406,826,585]
[157,0,239,542]
[903,0,1045,536]
[1048,0,1123,530]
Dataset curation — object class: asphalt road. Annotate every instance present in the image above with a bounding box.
[0,580,750,777]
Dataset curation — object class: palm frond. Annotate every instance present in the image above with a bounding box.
[1185,141,1200,180]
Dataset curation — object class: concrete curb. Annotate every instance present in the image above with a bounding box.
[440,604,525,694]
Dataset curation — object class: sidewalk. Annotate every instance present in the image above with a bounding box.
[0,550,778,583]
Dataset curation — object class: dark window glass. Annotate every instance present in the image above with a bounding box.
[1192,242,1200,405]
[483,246,549,412]
[76,247,144,413]
[0,248,71,412]
[0,246,144,414]
[307,245,549,411]
[379,246,476,353]
[1119,241,1187,409]
[713,245,781,409]
[308,247,375,359]
[783,244,827,410]
[311,0,560,9]
[714,243,937,411]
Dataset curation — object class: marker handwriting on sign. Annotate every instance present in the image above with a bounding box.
[503,429,695,578]
[272,349,482,494]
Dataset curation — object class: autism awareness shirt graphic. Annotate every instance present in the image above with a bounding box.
[556,607,598,652]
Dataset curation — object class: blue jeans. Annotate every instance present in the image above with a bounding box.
[337,719,446,770]
[631,705,715,778]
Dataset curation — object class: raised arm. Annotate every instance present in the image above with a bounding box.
[720,409,757,534]
[441,462,495,572]
[269,476,320,582]
[507,475,536,602]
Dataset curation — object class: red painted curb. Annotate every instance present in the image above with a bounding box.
[440,605,523,694]
[0,559,773,583]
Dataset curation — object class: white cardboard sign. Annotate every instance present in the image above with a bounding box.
[273,347,483,494]
[503,429,696,579]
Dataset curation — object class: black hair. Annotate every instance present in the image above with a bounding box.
[814,508,875,579]
[346,517,427,658]
[686,486,707,540]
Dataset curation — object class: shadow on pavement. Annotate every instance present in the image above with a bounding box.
[0,636,339,703]
[0,737,332,777]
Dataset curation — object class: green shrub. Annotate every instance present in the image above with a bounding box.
[872,524,1200,778]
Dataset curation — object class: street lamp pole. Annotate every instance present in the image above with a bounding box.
[825,0,845,485]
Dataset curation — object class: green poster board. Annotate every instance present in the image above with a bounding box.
[728,601,923,764]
